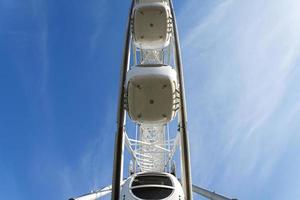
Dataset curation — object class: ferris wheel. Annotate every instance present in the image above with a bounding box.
[70,1,237,200]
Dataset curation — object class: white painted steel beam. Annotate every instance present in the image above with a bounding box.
[192,184,238,200]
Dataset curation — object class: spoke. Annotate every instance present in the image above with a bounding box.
[192,184,238,200]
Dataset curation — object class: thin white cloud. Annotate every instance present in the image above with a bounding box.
[180,0,300,198]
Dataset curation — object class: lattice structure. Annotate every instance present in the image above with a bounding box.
[140,49,163,64]
[125,124,180,173]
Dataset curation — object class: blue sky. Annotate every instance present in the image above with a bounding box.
[0,0,300,200]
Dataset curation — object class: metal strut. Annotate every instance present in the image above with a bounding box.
[192,185,238,200]
[111,1,134,200]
